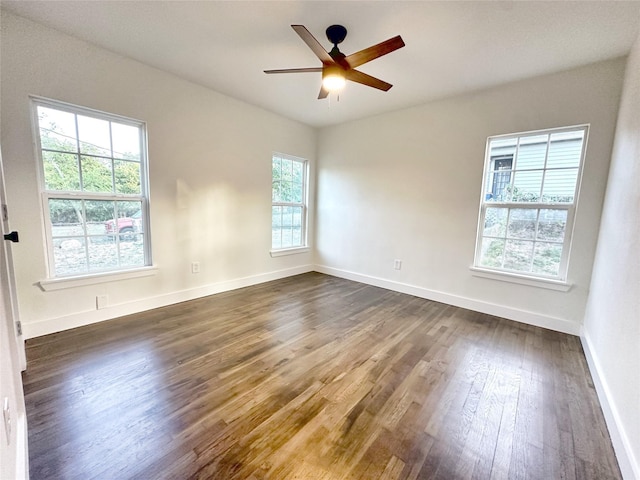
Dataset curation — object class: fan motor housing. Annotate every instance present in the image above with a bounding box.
[326,25,347,45]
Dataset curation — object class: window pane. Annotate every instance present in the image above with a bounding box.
[488,138,516,158]
[278,159,296,203]
[292,228,301,247]
[281,206,294,248]
[511,170,543,202]
[272,157,282,178]
[292,207,303,246]
[272,206,282,249]
[85,200,116,236]
[120,234,145,266]
[292,161,304,203]
[280,183,294,203]
[272,206,282,228]
[116,201,143,236]
[272,230,281,249]
[43,151,80,191]
[88,239,118,272]
[532,242,562,276]
[537,209,567,242]
[547,133,583,169]
[49,199,84,236]
[132,210,144,233]
[89,235,115,245]
[541,169,578,203]
[111,123,140,160]
[503,239,534,272]
[81,156,113,193]
[479,238,505,268]
[507,209,537,240]
[292,181,303,204]
[272,157,282,202]
[515,135,548,170]
[114,160,141,194]
[53,237,87,276]
[486,156,513,202]
[483,208,508,237]
[272,181,280,203]
[282,228,293,248]
[77,115,111,157]
[282,159,293,183]
[37,106,77,153]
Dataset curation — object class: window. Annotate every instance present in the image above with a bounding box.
[474,125,588,281]
[271,153,307,251]
[33,98,151,278]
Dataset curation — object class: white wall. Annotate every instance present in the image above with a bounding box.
[316,58,625,335]
[582,31,640,480]
[0,12,316,338]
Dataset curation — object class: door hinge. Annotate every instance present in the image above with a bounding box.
[15,321,22,336]
[1,204,7,222]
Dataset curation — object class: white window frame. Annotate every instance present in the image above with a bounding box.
[270,153,308,256]
[31,96,152,279]
[472,125,589,285]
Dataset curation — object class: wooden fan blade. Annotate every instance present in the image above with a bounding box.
[318,85,330,99]
[344,35,405,69]
[292,25,333,64]
[264,67,323,74]
[345,69,393,91]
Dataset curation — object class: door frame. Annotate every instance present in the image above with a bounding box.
[0,144,29,478]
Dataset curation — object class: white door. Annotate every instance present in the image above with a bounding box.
[0,163,25,371]
[0,146,29,479]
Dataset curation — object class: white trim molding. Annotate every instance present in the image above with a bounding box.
[470,266,571,291]
[315,264,580,336]
[24,264,313,339]
[15,409,28,480]
[39,266,158,291]
[581,331,639,480]
[270,247,310,257]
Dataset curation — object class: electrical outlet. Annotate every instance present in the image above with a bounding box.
[96,295,109,310]
[394,259,402,270]
[191,262,200,274]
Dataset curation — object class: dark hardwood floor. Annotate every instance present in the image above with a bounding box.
[23,273,620,480]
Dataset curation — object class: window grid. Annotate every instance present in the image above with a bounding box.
[33,97,151,278]
[271,154,307,251]
[475,126,587,281]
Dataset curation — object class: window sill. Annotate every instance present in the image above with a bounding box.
[470,266,571,292]
[270,247,310,257]
[39,266,158,291]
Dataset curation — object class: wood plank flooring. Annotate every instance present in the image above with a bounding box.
[22,273,621,480]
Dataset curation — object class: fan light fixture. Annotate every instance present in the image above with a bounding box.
[322,66,346,92]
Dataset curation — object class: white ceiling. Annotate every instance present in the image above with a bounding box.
[3,1,640,128]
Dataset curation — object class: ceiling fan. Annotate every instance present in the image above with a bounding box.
[264,25,405,99]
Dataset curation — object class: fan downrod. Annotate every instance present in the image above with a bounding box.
[326,25,347,46]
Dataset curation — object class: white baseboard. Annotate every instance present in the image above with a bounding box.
[314,265,581,336]
[23,264,314,339]
[581,331,639,480]
[25,263,581,338]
